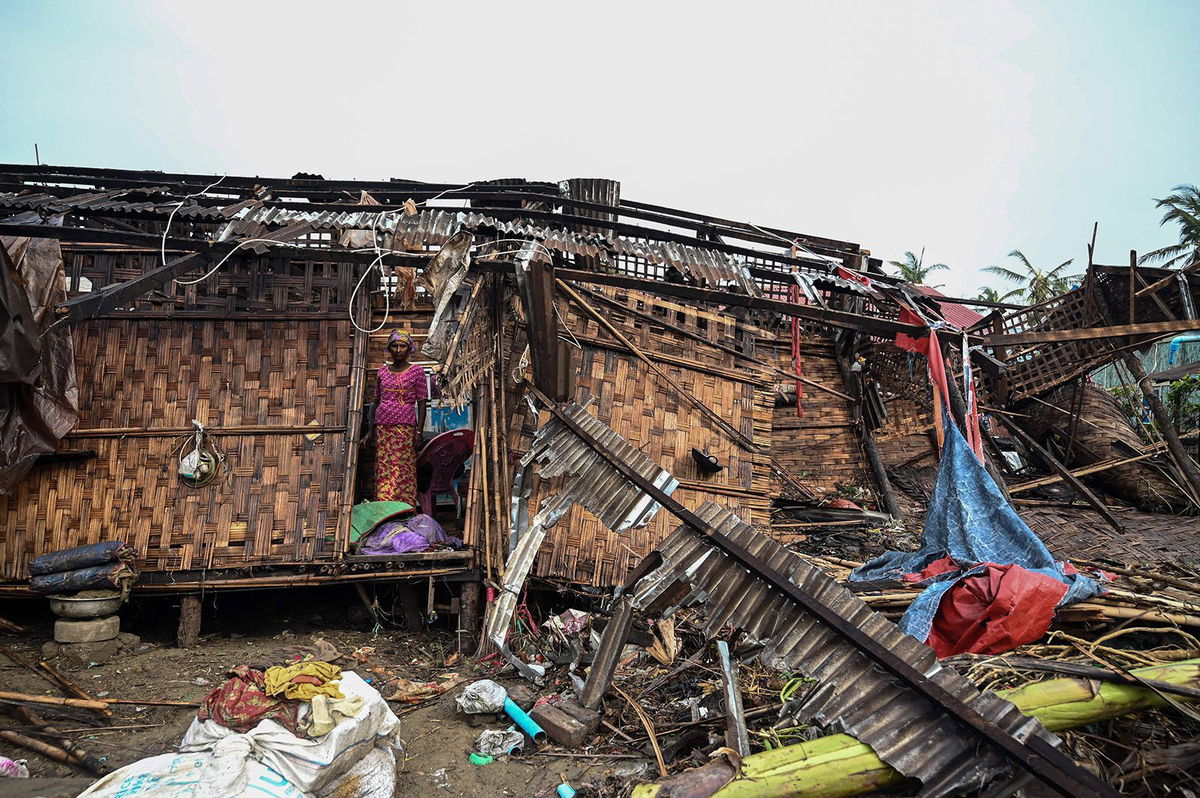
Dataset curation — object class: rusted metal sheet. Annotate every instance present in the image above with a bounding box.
[626,502,1084,797]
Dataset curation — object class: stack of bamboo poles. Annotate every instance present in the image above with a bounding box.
[0,646,112,775]
[459,340,512,588]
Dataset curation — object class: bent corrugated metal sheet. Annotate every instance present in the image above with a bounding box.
[627,502,1061,797]
[481,400,679,673]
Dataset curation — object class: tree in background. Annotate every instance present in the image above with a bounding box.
[1139,184,1200,270]
[1166,374,1200,434]
[886,248,948,285]
[983,250,1076,305]
[976,286,1003,303]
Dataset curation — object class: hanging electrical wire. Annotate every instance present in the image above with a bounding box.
[160,175,228,269]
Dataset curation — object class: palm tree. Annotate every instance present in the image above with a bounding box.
[1139,184,1200,270]
[983,250,1076,305]
[886,248,948,285]
[976,286,1002,303]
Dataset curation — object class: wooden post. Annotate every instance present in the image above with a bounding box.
[1128,249,1137,324]
[177,595,202,648]
[833,333,901,520]
[459,580,483,654]
[1004,419,1123,532]
[395,582,424,631]
[1121,350,1200,502]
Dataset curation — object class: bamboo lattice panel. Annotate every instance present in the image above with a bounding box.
[524,289,775,586]
[0,318,356,579]
[766,338,871,497]
[66,251,360,314]
[987,274,1170,401]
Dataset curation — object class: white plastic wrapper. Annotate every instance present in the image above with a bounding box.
[476,727,524,756]
[455,679,508,714]
[76,753,306,798]
[315,744,397,798]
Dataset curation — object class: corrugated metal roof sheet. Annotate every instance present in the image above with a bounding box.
[0,192,764,295]
[628,501,1059,796]
[483,399,679,663]
[522,399,680,534]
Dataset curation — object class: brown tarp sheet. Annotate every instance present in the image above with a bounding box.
[0,225,78,492]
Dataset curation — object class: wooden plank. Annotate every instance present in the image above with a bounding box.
[1009,445,1167,494]
[984,318,1200,347]
[553,267,929,339]
[1004,419,1123,531]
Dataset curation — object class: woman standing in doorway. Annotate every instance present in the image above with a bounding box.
[374,330,428,506]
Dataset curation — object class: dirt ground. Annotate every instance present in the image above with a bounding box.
[0,587,634,797]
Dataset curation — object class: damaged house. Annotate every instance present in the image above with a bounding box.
[3,163,1200,795]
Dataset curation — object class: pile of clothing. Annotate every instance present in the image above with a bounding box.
[79,644,401,798]
[358,512,463,555]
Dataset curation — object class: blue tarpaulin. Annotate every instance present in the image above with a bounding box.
[850,414,1104,646]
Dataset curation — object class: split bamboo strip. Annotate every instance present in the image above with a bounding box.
[0,616,25,633]
[66,425,347,438]
[103,698,200,707]
[633,659,1200,798]
[335,325,370,554]
[38,660,111,715]
[482,380,495,581]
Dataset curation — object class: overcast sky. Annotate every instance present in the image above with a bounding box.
[2,1,1196,297]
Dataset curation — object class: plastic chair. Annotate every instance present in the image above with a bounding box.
[415,428,475,517]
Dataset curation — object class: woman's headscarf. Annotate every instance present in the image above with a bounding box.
[389,330,414,351]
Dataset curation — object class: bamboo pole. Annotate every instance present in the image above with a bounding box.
[1056,603,1200,628]
[0,691,109,711]
[12,706,108,775]
[633,659,1200,798]
[0,616,24,633]
[0,730,83,769]
[39,659,107,708]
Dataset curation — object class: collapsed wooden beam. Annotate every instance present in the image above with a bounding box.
[551,268,930,339]
[984,318,1200,347]
[1003,418,1124,531]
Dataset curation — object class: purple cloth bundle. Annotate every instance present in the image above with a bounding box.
[359,513,462,555]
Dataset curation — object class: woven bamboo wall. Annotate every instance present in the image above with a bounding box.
[524,289,776,586]
[766,338,871,498]
[875,398,937,469]
[0,250,374,580]
[0,319,356,578]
